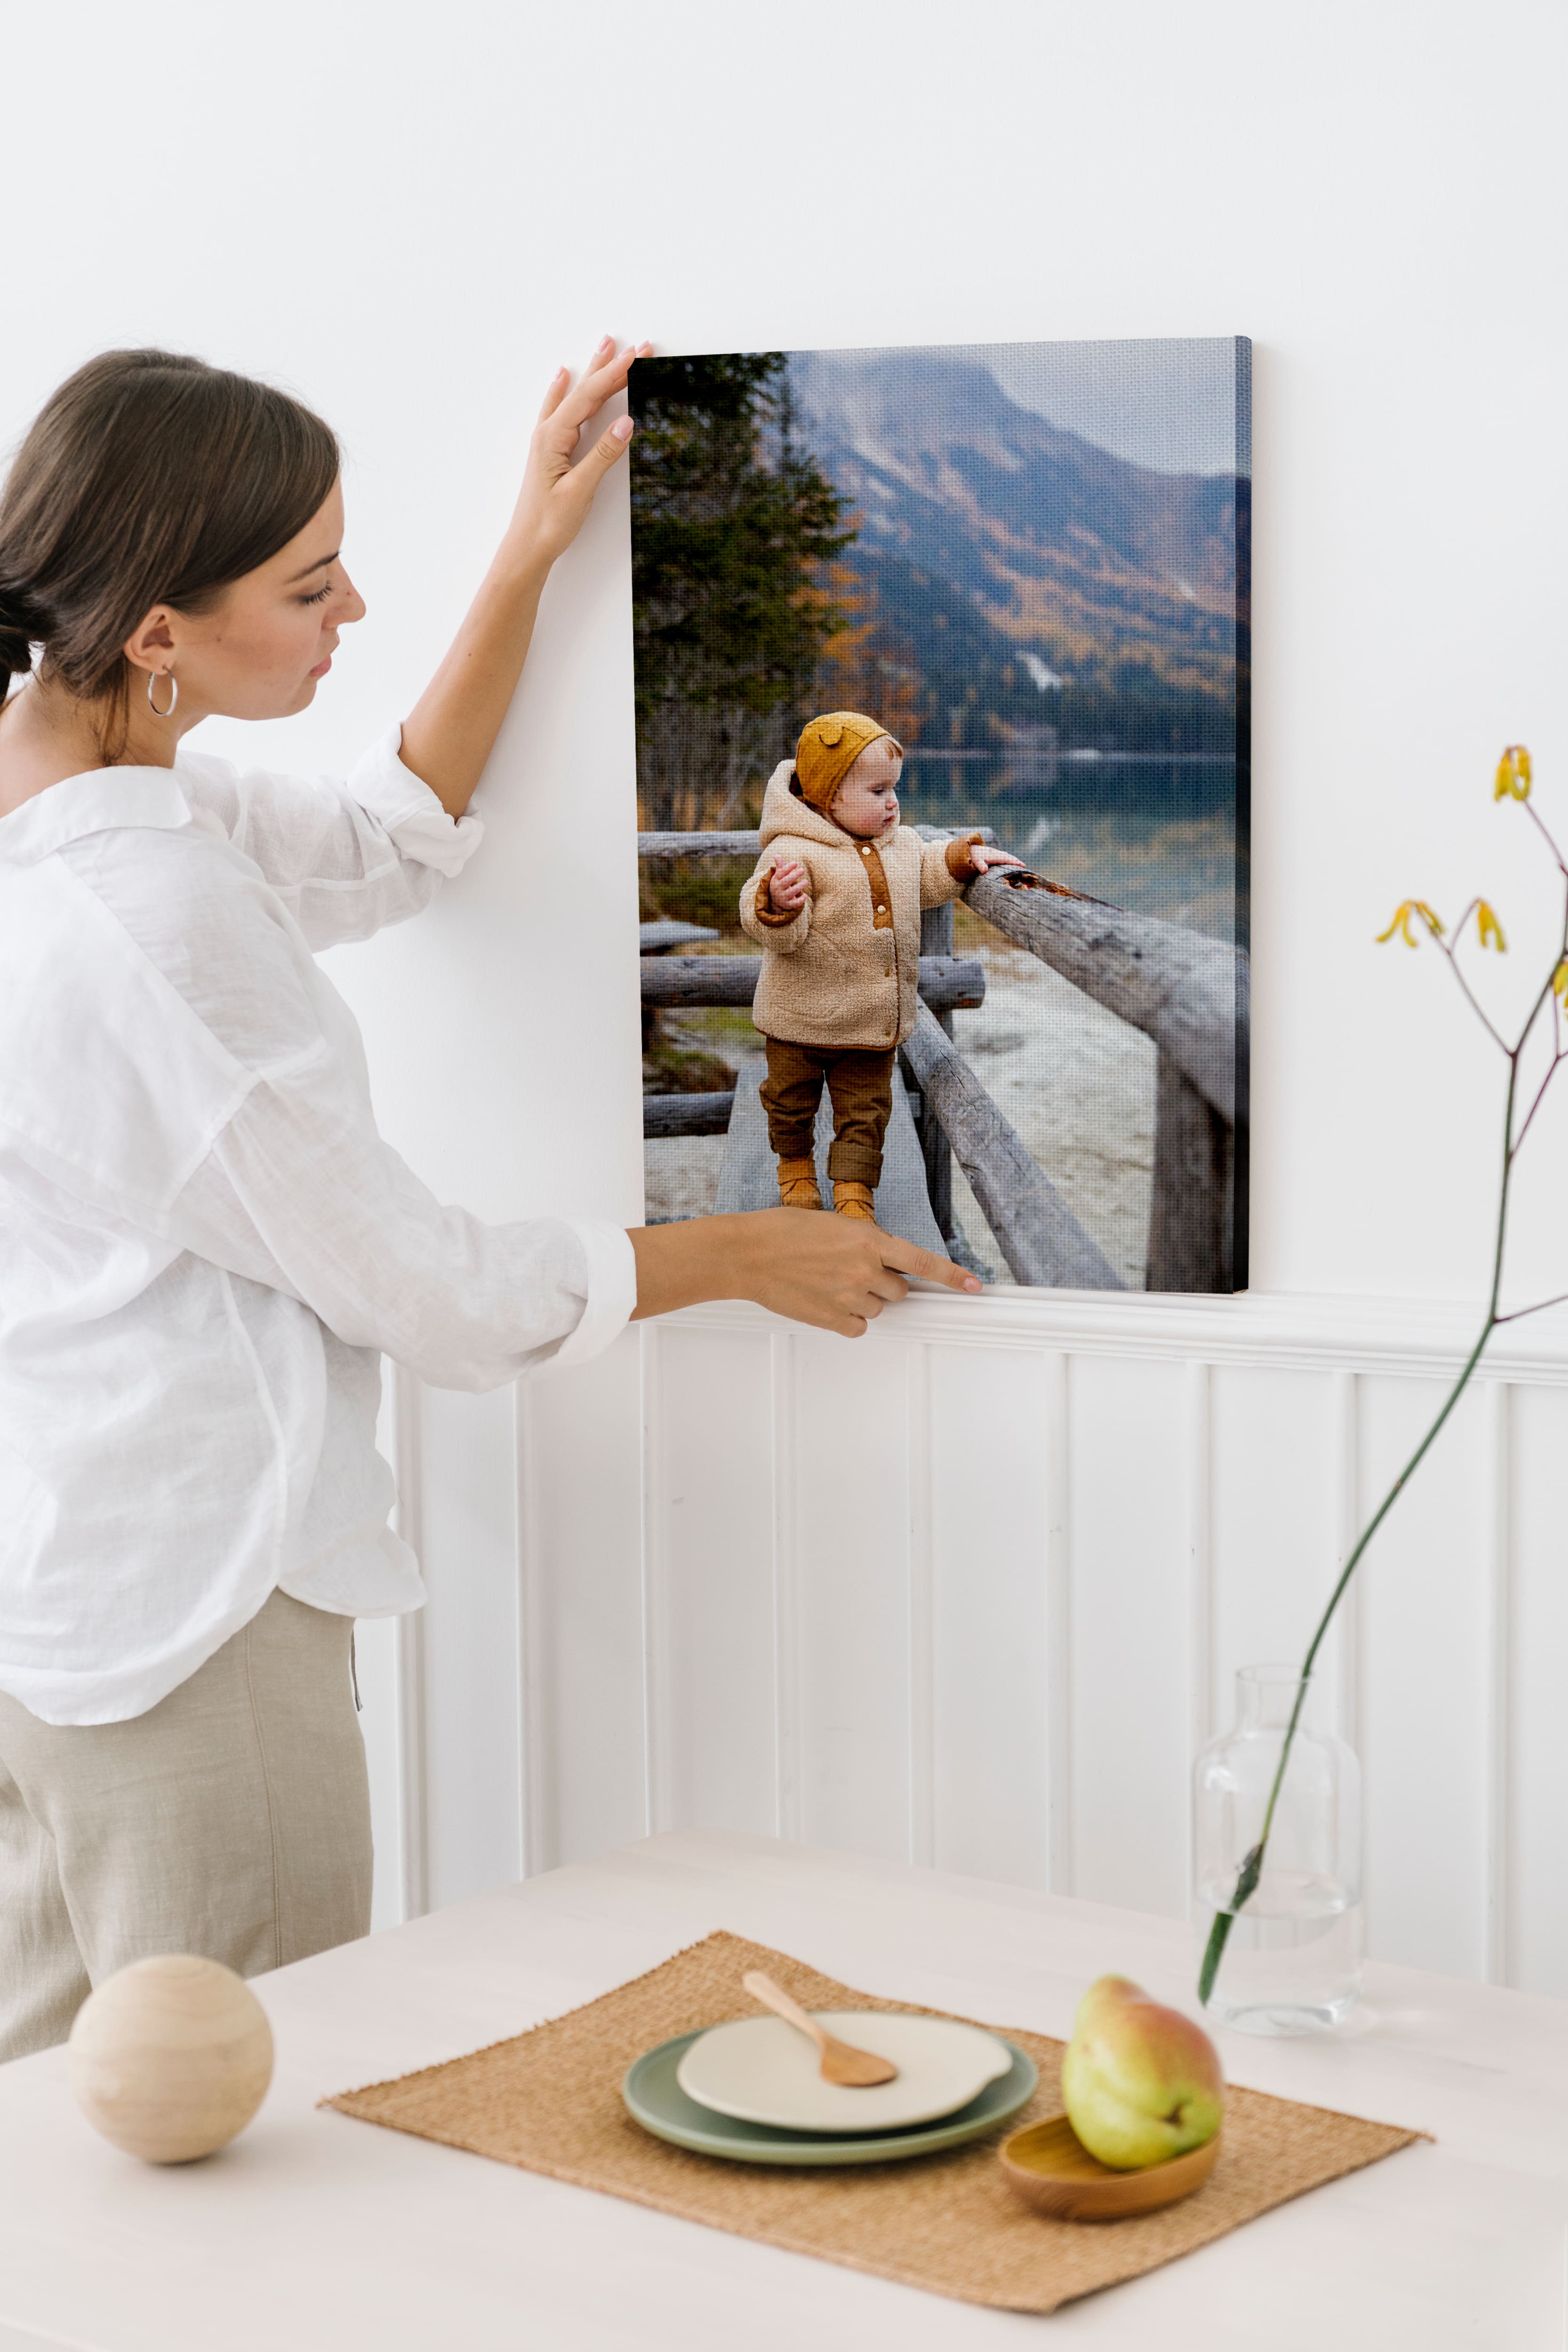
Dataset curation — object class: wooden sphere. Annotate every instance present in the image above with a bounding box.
[68,1955,274,2164]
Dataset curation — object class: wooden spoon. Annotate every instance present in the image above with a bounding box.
[741,1970,898,2087]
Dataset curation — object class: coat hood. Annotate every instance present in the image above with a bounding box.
[757,758,901,854]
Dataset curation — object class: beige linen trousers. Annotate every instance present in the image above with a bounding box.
[0,1589,372,2064]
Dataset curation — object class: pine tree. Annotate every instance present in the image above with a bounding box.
[630,354,855,831]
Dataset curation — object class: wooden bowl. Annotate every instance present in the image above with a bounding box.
[999,2112,1220,2222]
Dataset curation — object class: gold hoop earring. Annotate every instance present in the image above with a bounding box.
[147,669,178,719]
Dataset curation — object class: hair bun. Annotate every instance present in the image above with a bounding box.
[0,583,42,681]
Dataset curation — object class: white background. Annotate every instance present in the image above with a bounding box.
[6,0,1568,1983]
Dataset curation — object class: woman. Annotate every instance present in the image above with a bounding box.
[0,341,976,2062]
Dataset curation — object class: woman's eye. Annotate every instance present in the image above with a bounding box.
[300,580,333,606]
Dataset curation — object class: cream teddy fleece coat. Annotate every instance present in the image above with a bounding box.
[738,760,979,1051]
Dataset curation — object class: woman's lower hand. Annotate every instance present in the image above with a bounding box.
[503,336,651,574]
[629,1210,982,1337]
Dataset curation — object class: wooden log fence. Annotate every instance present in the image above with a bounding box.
[900,1003,1124,1290]
[640,952,985,1015]
[638,831,771,861]
[644,1091,736,1140]
[637,826,1000,861]
[962,868,1243,1125]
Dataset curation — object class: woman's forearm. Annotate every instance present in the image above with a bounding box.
[399,553,552,818]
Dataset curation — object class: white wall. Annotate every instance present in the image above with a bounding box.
[8,1,1568,1977]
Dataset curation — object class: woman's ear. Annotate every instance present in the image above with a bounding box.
[121,607,177,675]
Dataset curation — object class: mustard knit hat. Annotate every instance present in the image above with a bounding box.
[793,712,890,812]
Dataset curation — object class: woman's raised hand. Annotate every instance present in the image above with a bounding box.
[504,337,651,572]
[400,336,651,813]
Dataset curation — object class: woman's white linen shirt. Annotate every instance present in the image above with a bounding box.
[0,728,635,1726]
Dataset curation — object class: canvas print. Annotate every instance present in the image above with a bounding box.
[631,337,1249,1292]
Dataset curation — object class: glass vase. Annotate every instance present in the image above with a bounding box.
[1193,1664,1362,2035]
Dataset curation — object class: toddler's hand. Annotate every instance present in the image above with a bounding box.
[768,858,810,914]
[969,844,1025,876]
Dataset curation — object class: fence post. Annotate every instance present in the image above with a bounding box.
[1146,1053,1231,1292]
[913,901,956,1238]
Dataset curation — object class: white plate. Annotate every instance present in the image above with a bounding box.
[674,2011,1015,2134]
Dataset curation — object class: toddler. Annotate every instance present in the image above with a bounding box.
[739,712,1019,1218]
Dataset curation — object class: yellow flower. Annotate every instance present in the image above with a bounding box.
[1377,899,1445,947]
[1475,900,1506,952]
[1553,961,1568,1004]
[1495,745,1532,802]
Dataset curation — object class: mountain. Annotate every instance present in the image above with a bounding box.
[786,348,1243,747]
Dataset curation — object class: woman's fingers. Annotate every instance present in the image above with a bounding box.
[528,346,630,464]
[531,344,641,484]
[536,366,571,424]
[554,339,649,435]
[876,1232,983,1293]
[558,417,635,511]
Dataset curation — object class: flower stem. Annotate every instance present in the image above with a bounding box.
[1198,1057,1521,2008]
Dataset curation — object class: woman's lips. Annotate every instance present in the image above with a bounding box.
[309,655,333,678]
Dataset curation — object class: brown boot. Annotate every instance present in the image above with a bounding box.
[777,1157,823,1210]
[832,1179,877,1222]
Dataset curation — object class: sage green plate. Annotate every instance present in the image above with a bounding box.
[623,2029,1037,2166]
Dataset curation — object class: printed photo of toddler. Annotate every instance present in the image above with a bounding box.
[741,712,1020,1216]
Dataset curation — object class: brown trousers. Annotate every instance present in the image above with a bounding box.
[0,1588,372,2063]
[761,1038,896,1185]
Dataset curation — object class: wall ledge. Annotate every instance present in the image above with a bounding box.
[658,1287,1568,1384]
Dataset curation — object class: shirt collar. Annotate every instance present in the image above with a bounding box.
[0,765,194,867]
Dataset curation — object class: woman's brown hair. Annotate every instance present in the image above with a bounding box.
[0,350,339,755]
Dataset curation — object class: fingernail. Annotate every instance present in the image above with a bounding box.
[964,1276,982,1292]
[612,416,634,442]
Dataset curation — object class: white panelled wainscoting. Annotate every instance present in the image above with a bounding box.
[356,1293,1568,2002]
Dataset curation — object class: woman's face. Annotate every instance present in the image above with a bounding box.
[138,483,365,721]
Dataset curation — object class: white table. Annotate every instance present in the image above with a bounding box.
[0,1830,1563,2350]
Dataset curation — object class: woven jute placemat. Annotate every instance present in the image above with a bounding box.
[323,1930,1425,2314]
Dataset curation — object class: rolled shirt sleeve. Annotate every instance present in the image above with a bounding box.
[342,725,485,882]
[550,1217,640,1370]
[182,724,485,950]
[168,1059,637,1392]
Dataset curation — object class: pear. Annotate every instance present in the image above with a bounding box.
[1060,1974,1223,2170]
